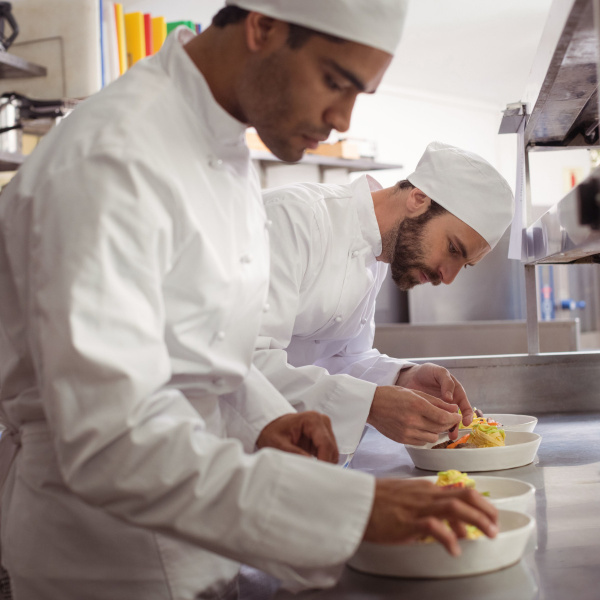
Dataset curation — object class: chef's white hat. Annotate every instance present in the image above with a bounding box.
[407,141,515,250]
[224,0,409,55]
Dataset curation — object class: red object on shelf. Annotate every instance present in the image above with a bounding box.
[144,13,153,56]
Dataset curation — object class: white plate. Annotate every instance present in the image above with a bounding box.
[460,414,538,433]
[417,475,535,512]
[405,431,542,472]
[348,509,535,579]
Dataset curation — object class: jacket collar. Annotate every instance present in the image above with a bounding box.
[156,27,248,158]
[351,175,383,257]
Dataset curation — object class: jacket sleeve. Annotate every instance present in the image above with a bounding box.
[255,197,377,455]
[315,269,415,385]
[218,363,297,453]
[25,152,375,591]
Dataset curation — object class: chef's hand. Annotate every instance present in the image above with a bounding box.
[364,478,498,556]
[256,411,339,464]
[396,363,473,431]
[368,386,461,445]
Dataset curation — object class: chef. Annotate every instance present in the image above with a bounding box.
[0,3,498,599]
[255,141,515,455]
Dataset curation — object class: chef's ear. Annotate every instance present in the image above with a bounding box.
[244,12,287,53]
[406,188,431,217]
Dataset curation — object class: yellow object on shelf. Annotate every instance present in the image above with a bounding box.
[305,139,360,160]
[114,3,128,75]
[124,12,146,68]
[152,16,167,53]
[245,130,269,152]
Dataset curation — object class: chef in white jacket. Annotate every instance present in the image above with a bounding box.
[255,141,515,455]
[0,3,499,599]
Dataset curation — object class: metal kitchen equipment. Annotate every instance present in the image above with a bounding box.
[0,2,18,52]
[498,0,600,354]
[0,91,70,153]
[408,0,600,414]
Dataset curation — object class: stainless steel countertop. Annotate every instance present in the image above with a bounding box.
[239,413,600,600]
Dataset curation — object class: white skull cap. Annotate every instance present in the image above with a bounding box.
[224,0,409,55]
[406,141,515,250]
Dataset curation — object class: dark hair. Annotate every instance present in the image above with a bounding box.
[212,6,249,27]
[394,180,448,217]
[424,198,447,218]
[394,179,415,191]
[212,6,345,49]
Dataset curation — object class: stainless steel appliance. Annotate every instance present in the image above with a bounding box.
[407,0,600,411]
[0,91,69,154]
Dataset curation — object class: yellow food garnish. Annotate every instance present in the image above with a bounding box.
[435,470,476,489]
[469,423,506,448]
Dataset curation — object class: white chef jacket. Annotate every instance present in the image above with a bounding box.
[0,28,375,599]
[255,176,412,455]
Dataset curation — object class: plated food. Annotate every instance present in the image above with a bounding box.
[460,409,537,433]
[405,431,542,472]
[426,470,535,512]
[348,509,535,579]
[459,407,503,429]
[434,423,506,449]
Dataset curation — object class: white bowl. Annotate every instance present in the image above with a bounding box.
[417,475,535,512]
[348,510,535,579]
[460,414,538,433]
[405,431,542,472]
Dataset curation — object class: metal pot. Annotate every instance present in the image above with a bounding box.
[0,92,70,154]
[0,93,21,154]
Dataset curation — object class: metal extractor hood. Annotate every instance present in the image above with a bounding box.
[509,0,600,265]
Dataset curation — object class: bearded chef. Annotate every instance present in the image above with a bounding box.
[254,141,515,456]
[0,3,498,599]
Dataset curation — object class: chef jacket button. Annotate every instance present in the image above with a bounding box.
[351,250,358,258]
[335,316,342,323]
[240,254,252,263]
[213,377,225,387]
[360,318,367,325]
[216,331,226,341]
[263,303,270,312]
[208,156,224,169]
[265,219,273,229]
[314,340,320,344]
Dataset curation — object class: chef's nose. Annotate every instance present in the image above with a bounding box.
[325,95,356,133]
[440,262,462,285]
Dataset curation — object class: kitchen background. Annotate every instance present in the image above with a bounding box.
[3,0,599,356]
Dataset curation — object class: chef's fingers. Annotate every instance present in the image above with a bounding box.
[270,440,313,459]
[446,518,468,540]
[401,429,441,446]
[432,489,499,538]
[449,376,473,426]
[414,517,462,556]
[297,412,339,464]
[415,395,462,430]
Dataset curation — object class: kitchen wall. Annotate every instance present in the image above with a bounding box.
[118,1,599,344]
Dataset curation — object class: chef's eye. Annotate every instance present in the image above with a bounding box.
[449,242,459,255]
[325,74,342,91]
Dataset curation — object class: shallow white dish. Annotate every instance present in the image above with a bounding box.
[405,431,542,472]
[460,414,538,433]
[417,475,535,512]
[348,509,535,579]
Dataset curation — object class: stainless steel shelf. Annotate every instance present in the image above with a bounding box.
[250,149,402,172]
[524,0,599,149]
[0,51,46,79]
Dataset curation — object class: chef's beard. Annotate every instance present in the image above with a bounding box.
[387,211,442,291]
